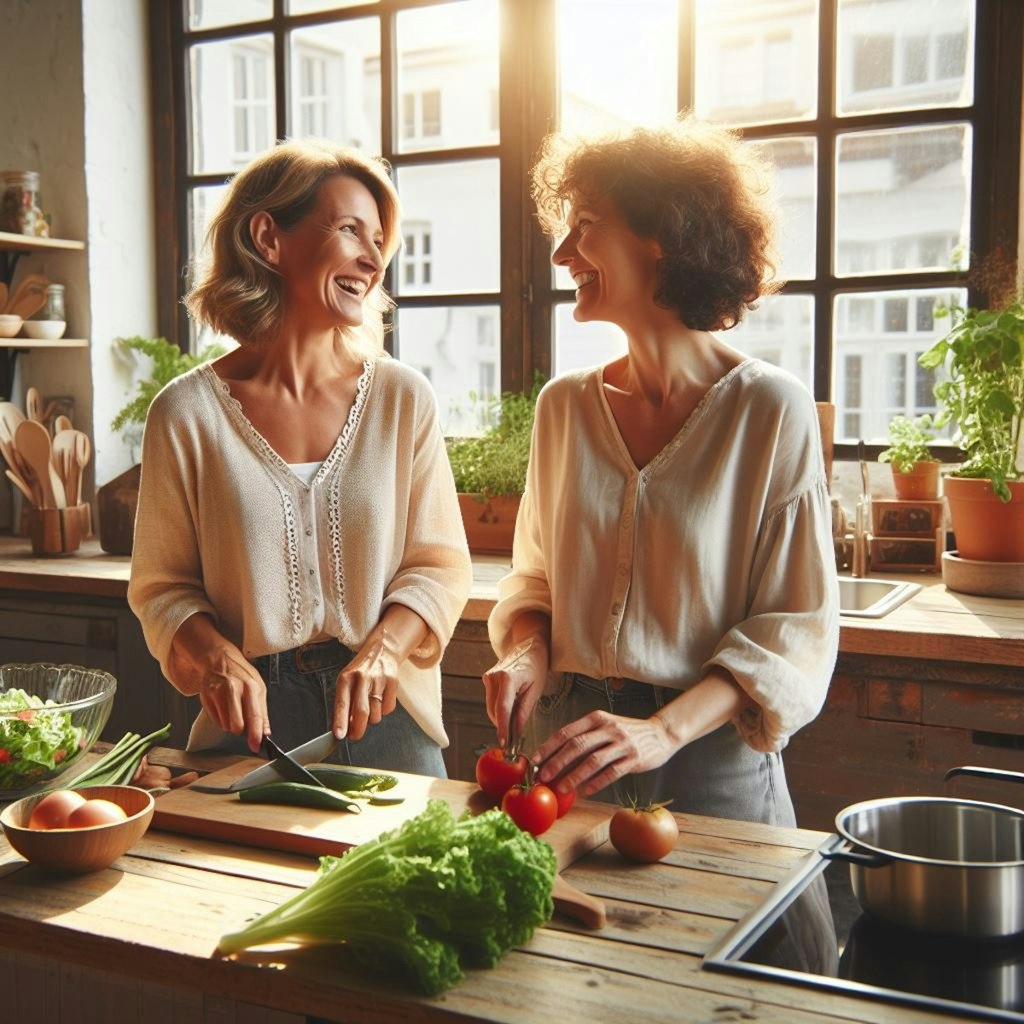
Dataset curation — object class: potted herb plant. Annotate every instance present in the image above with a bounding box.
[446,374,543,555]
[878,413,940,501]
[918,297,1024,563]
[99,336,225,555]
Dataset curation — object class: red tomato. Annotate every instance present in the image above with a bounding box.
[66,798,128,829]
[608,803,679,863]
[554,786,576,818]
[28,789,87,830]
[501,783,558,837]
[475,747,530,801]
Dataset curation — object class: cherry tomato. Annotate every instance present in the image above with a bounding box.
[608,802,679,863]
[28,789,87,830]
[554,786,576,818]
[475,747,530,801]
[66,798,128,829]
[501,782,558,836]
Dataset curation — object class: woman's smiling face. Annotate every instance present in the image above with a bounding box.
[551,191,663,330]
[273,174,386,331]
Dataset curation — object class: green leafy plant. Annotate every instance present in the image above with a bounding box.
[111,335,226,434]
[919,298,1024,501]
[446,373,545,498]
[215,798,556,995]
[878,413,938,473]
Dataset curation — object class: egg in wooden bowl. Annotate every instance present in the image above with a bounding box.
[0,784,155,873]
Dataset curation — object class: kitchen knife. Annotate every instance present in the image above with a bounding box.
[190,730,338,794]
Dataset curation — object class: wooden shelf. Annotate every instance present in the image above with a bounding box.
[0,337,88,349]
[0,231,85,253]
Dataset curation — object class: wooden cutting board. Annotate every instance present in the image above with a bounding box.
[152,759,611,872]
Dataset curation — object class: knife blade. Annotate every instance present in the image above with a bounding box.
[190,730,338,794]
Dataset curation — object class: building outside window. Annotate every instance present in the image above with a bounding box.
[159,0,1019,457]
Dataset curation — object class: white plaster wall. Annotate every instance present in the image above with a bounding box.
[82,0,157,486]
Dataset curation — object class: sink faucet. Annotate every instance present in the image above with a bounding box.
[851,440,870,577]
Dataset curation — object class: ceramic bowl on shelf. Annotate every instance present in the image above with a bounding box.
[0,785,155,873]
[0,314,24,338]
[0,662,117,799]
[22,319,66,340]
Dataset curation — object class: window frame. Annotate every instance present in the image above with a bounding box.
[150,0,1021,462]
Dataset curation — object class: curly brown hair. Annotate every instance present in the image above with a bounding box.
[186,138,401,354]
[531,116,781,331]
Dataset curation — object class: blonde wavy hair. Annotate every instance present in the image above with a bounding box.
[186,139,401,355]
[531,115,781,331]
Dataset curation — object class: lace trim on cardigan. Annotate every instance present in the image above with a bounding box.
[279,485,303,642]
[327,361,374,608]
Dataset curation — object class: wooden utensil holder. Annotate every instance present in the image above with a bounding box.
[27,503,91,556]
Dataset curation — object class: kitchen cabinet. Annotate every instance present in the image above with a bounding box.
[0,231,88,401]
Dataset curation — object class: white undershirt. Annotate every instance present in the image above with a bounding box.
[289,461,323,486]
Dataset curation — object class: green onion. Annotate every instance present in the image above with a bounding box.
[67,723,171,788]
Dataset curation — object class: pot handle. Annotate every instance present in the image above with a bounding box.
[944,765,1024,785]
[821,843,893,869]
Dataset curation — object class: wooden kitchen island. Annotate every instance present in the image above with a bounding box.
[0,747,962,1024]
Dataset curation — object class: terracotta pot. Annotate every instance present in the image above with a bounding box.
[457,493,520,555]
[943,476,1024,562]
[890,460,940,501]
[96,463,141,556]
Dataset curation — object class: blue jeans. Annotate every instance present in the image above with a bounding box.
[531,672,796,827]
[210,637,446,778]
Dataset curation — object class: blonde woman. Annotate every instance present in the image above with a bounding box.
[129,139,471,775]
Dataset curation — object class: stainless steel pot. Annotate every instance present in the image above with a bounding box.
[825,767,1024,941]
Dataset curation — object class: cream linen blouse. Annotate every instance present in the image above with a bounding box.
[488,359,839,753]
[128,358,472,749]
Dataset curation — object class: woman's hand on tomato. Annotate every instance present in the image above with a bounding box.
[609,801,679,863]
[475,746,530,801]
[501,781,558,836]
[481,632,550,749]
[532,709,674,799]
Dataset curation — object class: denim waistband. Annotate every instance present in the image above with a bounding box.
[251,637,354,678]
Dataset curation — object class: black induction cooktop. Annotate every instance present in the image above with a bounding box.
[703,834,1024,1022]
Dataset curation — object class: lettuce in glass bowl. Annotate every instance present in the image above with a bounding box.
[0,663,117,799]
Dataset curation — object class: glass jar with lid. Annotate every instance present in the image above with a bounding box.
[0,171,47,236]
[38,284,66,322]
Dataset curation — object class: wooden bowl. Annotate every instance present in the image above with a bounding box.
[0,785,154,873]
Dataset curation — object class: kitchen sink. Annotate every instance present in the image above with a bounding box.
[837,576,922,618]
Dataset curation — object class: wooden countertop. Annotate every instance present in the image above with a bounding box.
[1,536,1022,667]
[0,748,956,1024]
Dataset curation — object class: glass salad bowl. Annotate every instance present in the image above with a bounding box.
[0,663,117,800]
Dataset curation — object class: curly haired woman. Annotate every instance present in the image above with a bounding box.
[483,116,839,826]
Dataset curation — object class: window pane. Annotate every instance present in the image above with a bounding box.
[188,0,270,31]
[395,306,500,433]
[832,287,966,442]
[288,19,380,153]
[756,137,816,281]
[395,161,499,295]
[695,0,818,126]
[837,0,974,115]
[395,0,499,154]
[553,304,627,377]
[288,0,377,13]
[189,35,274,174]
[726,294,814,390]
[834,124,971,277]
[557,0,677,134]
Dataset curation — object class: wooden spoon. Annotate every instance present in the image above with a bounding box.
[6,274,49,321]
[0,282,8,313]
[25,387,44,424]
[0,401,26,445]
[14,419,66,509]
[73,430,91,507]
[54,414,73,434]
[52,430,77,500]
[5,468,36,507]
